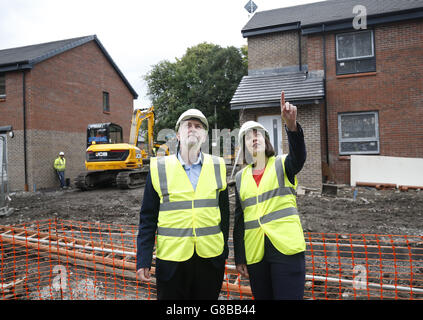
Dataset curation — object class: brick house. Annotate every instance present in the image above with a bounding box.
[0,35,138,191]
[231,0,423,188]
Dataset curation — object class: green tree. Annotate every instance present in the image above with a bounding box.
[144,42,247,133]
[241,44,248,70]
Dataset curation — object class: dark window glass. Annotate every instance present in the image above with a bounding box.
[0,73,5,98]
[336,30,375,75]
[103,92,110,112]
[338,111,380,155]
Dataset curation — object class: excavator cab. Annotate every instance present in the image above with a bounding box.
[86,123,123,147]
[76,106,169,190]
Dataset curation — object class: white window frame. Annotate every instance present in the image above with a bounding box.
[338,111,380,155]
[336,30,374,61]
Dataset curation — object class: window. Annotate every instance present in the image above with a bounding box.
[0,73,5,99]
[338,111,379,155]
[109,124,123,143]
[103,92,110,112]
[86,123,123,147]
[336,30,376,75]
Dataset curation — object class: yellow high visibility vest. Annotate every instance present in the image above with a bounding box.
[54,157,66,171]
[236,155,306,264]
[150,153,227,262]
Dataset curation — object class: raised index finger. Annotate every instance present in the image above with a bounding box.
[281,91,285,106]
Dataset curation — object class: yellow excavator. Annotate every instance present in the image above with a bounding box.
[75,106,168,190]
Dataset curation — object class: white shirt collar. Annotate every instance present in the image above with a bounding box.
[177,151,202,167]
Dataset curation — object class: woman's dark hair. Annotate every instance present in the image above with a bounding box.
[242,130,275,165]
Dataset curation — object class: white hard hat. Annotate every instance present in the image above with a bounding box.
[59,151,64,156]
[238,121,269,143]
[175,109,209,131]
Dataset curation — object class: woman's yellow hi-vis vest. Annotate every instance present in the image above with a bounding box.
[150,153,227,262]
[236,155,306,264]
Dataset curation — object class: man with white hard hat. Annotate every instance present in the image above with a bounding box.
[136,108,230,300]
[53,151,66,189]
[175,109,209,164]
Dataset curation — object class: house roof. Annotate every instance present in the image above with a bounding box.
[0,35,138,98]
[230,71,324,110]
[242,0,423,37]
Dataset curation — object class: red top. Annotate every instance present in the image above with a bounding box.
[252,168,265,187]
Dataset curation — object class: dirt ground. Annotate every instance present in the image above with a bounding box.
[1,181,422,301]
[2,182,422,237]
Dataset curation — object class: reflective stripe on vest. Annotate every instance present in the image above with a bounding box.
[157,225,221,237]
[151,153,226,261]
[236,155,298,229]
[239,187,296,211]
[156,154,222,214]
[236,155,305,264]
[243,206,298,230]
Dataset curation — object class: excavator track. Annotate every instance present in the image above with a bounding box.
[74,171,118,191]
[75,168,150,191]
[116,167,149,189]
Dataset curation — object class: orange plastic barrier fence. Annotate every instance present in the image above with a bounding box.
[0,219,422,300]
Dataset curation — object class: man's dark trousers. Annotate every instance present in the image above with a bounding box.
[156,252,225,300]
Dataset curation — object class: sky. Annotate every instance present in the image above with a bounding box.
[0,0,323,107]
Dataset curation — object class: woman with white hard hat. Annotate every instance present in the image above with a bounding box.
[233,91,307,300]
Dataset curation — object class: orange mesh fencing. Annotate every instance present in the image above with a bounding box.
[0,219,422,300]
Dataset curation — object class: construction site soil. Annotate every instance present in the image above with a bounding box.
[2,182,423,301]
[2,183,423,237]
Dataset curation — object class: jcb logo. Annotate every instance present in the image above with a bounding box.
[96,152,108,157]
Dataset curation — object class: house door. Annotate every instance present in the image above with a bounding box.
[257,115,283,155]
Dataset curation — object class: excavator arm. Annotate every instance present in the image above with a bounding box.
[128,106,155,157]
[76,106,160,191]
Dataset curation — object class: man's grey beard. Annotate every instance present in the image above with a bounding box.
[180,144,201,163]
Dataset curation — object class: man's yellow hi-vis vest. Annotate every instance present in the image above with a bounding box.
[236,155,306,264]
[150,153,227,262]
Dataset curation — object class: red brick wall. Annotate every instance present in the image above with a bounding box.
[308,20,423,184]
[29,41,134,138]
[0,70,24,129]
[248,30,307,71]
[245,31,321,188]
[0,40,135,190]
